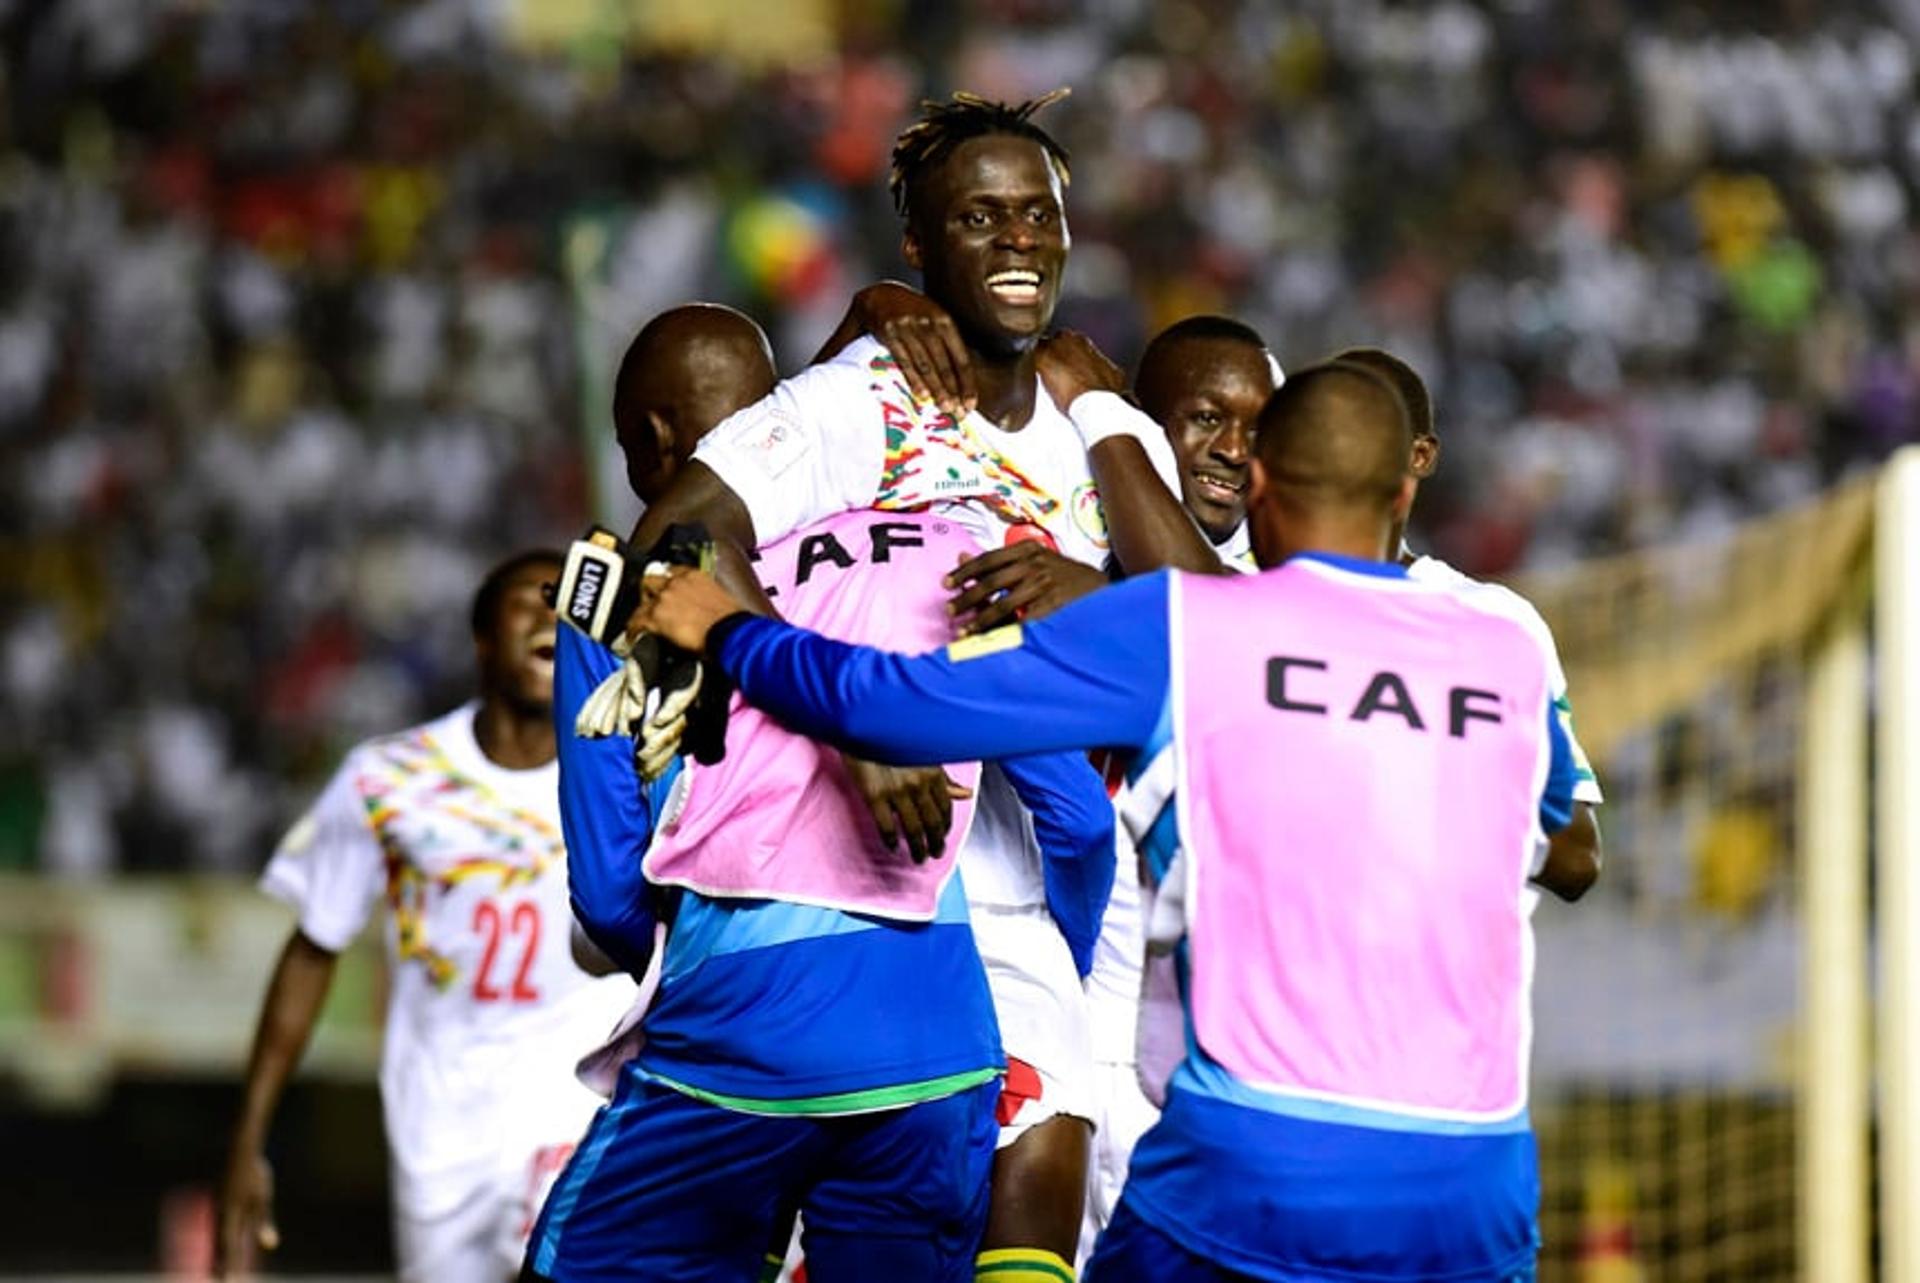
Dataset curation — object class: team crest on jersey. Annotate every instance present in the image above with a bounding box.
[1071,482,1109,550]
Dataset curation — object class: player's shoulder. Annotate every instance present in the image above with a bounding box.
[805,335,895,393]
[1407,554,1553,631]
[339,704,473,779]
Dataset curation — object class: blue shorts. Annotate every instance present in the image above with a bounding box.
[1086,1200,1539,1283]
[525,1071,998,1283]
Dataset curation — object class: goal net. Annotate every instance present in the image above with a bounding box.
[1512,455,1908,1282]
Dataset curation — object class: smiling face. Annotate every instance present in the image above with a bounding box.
[903,135,1069,354]
[1139,336,1280,542]
[475,559,560,715]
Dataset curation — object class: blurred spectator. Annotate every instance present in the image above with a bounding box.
[0,0,1916,873]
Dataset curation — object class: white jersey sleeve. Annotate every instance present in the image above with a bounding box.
[259,753,385,952]
[691,339,889,547]
[1065,391,1183,496]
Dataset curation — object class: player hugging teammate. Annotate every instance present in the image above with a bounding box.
[223,90,1602,1283]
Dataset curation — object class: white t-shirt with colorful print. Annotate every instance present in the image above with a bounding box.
[696,336,1144,575]
[262,703,633,1219]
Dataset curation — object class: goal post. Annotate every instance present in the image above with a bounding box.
[1878,445,1920,1283]
[1800,576,1869,1283]
[1512,464,1884,1280]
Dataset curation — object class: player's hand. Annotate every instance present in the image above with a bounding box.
[1035,330,1126,410]
[842,756,973,864]
[855,282,976,418]
[945,543,1108,634]
[632,567,746,655]
[215,1148,278,1278]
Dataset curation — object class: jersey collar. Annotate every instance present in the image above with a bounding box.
[1291,550,1410,580]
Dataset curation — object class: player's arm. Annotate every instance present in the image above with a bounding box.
[640,567,1171,764]
[813,280,977,418]
[1535,803,1600,902]
[999,752,1118,977]
[554,626,664,974]
[217,929,335,1278]
[1039,332,1223,577]
[222,761,384,1277]
[1533,638,1605,903]
[1528,700,1595,901]
[570,922,621,976]
[626,461,773,615]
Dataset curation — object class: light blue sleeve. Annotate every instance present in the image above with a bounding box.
[998,752,1117,978]
[1539,700,1576,834]
[553,628,670,975]
[714,572,1175,763]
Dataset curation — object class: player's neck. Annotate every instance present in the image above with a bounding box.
[1253,512,1394,569]
[473,697,557,771]
[966,344,1039,431]
[1388,519,1417,566]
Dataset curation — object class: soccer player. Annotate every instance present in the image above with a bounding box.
[216,551,636,1282]
[527,303,1114,1282]
[635,359,1588,1281]
[624,95,1218,1280]
[1133,316,1285,572]
[1335,346,1603,897]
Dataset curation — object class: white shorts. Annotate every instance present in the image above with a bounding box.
[393,1136,584,1281]
[972,904,1095,1149]
[1075,1058,1161,1267]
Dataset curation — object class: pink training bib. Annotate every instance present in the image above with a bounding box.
[643,509,983,920]
[1172,561,1552,1120]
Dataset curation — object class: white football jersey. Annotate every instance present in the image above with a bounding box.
[696,336,1181,908]
[1217,521,1257,573]
[261,703,634,1219]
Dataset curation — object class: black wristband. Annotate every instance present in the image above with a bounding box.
[703,611,758,667]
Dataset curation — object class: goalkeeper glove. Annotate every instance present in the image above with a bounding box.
[554,523,735,778]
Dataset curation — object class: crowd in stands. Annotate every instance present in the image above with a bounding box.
[2,0,1916,874]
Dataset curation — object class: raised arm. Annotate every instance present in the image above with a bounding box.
[627,461,772,616]
[1037,333,1223,576]
[813,281,978,419]
[554,627,666,973]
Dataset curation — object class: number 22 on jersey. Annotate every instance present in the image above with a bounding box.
[472,900,542,1002]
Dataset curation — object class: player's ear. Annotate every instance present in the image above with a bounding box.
[1246,458,1269,508]
[901,228,923,271]
[646,410,676,466]
[1409,433,1440,480]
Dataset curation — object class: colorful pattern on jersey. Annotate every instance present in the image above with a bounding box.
[356,729,564,989]
[869,352,1071,529]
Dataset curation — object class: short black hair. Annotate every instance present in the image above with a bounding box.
[1136,315,1274,417]
[1254,360,1412,506]
[471,548,563,637]
[1333,347,1434,440]
[889,90,1072,220]
[1144,315,1268,356]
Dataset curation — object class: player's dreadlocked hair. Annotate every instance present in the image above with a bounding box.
[888,89,1073,221]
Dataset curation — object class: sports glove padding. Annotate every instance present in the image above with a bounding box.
[558,523,734,778]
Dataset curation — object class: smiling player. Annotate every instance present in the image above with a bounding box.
[623,92,1218,1283]
[1134,317,1284,570]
